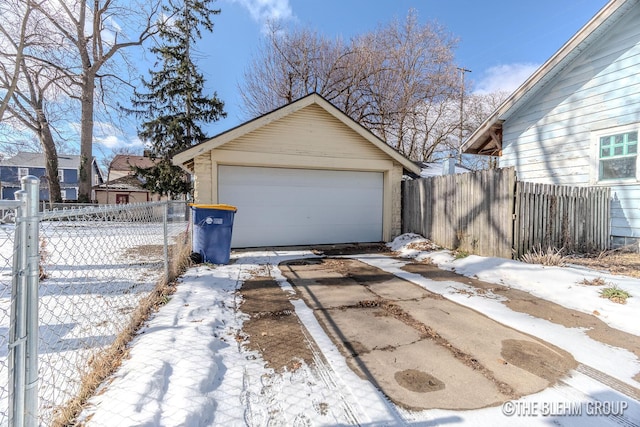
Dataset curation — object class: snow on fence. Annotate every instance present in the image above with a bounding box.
[0,176,191,426]
[402,167,611,259]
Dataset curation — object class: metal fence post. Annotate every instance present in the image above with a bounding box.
[23,176,39,427]
[163,202,169,281]
[9,190,27,427]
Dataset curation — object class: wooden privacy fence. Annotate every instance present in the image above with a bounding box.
[514,182,610,257]
[402,167,611,259]
[402,168,516,258]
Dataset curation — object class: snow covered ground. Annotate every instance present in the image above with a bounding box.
[0,218,189,426]
[79,235,640,426]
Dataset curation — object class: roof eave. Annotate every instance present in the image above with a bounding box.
[462,0,632,156]
[172,93,421,175]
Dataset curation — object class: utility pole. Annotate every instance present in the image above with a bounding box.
[457,67,472,162]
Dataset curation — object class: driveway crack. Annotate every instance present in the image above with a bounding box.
[376,299,517,398]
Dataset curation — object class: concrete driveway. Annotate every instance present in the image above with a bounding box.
[276,257,580,411]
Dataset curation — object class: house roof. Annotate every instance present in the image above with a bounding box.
[0,151,105,182]
[0,151,83,169]
[172,93,421,175]
[93,175,146,191]
[462,0,636,156]
[110,155,158,172]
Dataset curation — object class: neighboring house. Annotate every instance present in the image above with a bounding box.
[418,159,471,178]
[94,154,165,204]
[107,154,158,181]
[463,0,640,248]
[0,152,104,202]
[172,92,421,248]
[93,175,163,204]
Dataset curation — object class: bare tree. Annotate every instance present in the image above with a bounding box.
[460,90,509,170]
[1,1,162,202]
[30,0,161,202]
[0,0,76,204]
[0,0,39,121]
[2,63,68,203]
[239,10,461,161]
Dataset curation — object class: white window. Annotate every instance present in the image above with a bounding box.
[58,169,65,183]
[18,167,29,180]
[595,126,639,182]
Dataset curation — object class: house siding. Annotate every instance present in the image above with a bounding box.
[65,168,78,184]
[0,167,19,182]
[500,3,640,240]
[2,188,17,200]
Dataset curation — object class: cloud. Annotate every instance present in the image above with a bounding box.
[89,122,144,150]
[94,134,144,150]
[228,0,293,26]
[473,63,540,95]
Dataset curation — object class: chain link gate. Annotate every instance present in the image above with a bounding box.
[0,176,190,426]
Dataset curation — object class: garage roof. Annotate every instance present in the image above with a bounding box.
[172,93,421,175]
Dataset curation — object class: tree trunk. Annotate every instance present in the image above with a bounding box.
[78,73,95,203]
[36,105,62,206]
[38,122,62,207]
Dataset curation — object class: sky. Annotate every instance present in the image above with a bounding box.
[1,0,610,160]
[188,0,609,138]
[77,234,640,425]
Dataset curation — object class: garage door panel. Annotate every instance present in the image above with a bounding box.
[218,166,383,247]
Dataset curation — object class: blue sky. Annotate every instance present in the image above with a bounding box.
[99,0,608,154]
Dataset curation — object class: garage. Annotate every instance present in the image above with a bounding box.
[172,93,420,248]
[218,166,383,247]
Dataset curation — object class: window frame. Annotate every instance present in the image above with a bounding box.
[18,167,29,180]
[58,169,65,183]
[592,124,639,184]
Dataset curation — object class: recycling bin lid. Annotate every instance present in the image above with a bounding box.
[189,203,237,212]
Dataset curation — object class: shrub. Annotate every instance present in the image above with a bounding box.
[579,277,607,286]
[520,245,567,266]
[454,250,470,259]
[599,286,631,304]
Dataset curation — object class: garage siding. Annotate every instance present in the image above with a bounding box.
[217,104,390,161]
[391,164,403,238]
[193,152,213,203]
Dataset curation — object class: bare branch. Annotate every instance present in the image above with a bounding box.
[0,0,36,121]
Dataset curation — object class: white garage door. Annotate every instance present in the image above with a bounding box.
[218,166,383,248]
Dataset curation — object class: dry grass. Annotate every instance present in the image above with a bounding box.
[520,245,567,266]
[579,277,607,287]
[52,233,193,427]
[567,251,640,279]
[406,240,440,252]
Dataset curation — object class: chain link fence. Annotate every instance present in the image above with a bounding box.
[0,177,191,426]
[0,199,23,427]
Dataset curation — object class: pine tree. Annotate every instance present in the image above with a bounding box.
[130,0,225,198]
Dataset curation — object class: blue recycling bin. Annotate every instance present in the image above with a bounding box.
[191,204,237,264]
